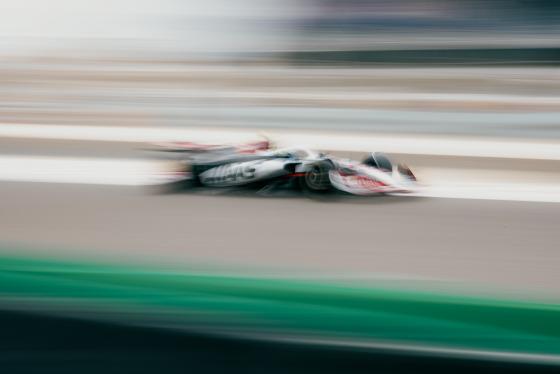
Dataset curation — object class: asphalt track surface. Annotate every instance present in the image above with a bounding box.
[1,181,559,293]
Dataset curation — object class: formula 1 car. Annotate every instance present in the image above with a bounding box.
[148,139,418,199]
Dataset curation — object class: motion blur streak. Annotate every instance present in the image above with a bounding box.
[2,251,560,359]
[1,1,560,373]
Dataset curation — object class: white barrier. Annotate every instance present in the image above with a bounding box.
[1,123,559,160]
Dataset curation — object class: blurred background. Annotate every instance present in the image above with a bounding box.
[1,1,559,373]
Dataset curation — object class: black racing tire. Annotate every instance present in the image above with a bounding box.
[299,161,337,200]
[363,152,393,172]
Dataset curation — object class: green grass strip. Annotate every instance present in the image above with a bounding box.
[1,253,559,357]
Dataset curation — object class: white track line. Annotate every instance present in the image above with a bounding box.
[416,182,560,203]
[0,156,156,186]
[1,123,560,160]
[1,155,559,203]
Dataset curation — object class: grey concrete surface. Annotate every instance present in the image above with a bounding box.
[1,63,559,138]
[2,106,560,138]
[1,181,558,291]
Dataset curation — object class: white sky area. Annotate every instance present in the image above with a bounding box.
[0,0,316,58]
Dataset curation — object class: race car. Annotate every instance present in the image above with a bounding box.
[148,139,418,199]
